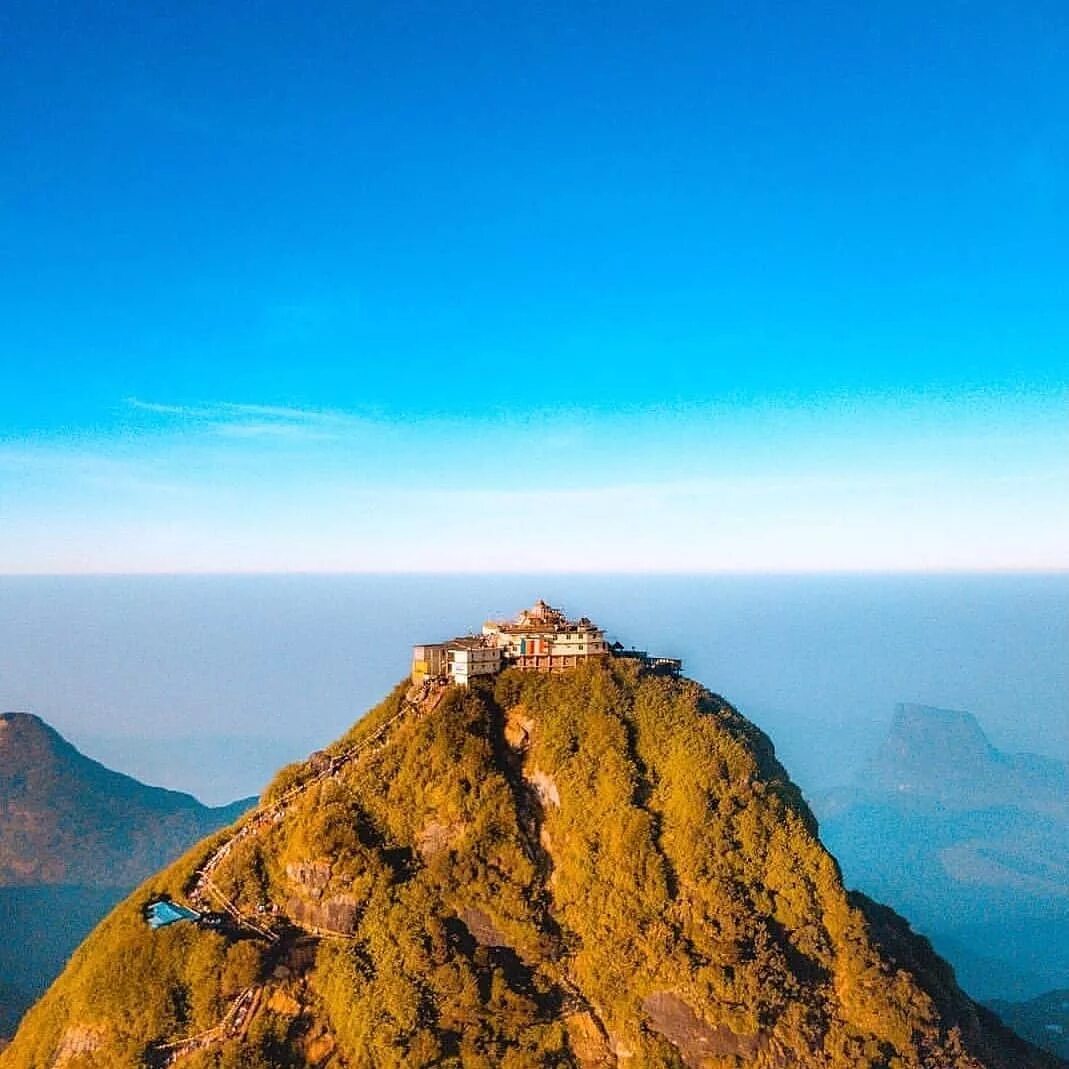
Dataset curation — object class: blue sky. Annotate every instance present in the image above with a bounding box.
[1,1,1066,572]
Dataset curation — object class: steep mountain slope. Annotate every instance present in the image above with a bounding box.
[0,712,252,886]
[817,704,1069,1000]
[3,664,1061,1068]
[0,712,254,1037]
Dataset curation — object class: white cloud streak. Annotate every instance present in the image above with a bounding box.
[124,397,376,440]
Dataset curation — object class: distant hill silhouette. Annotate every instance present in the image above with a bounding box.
[987,991,1069,1062]
[818,704,1069,1001]
[0,712,253,1037]
[0,712,252,886]
[856,703,1067,816]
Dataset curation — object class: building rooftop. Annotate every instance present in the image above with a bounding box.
[412,601,681,685]
[487,600,602,634]
[448,635,499,650]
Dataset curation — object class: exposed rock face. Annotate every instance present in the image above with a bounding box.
[565,1011,615,1066]
[284,860,363,933]
[3,665,1064,1068]
[415,819,465,861]
[504,706,535,750]
[526,766,561,808]
[51,1025,104,1067]
[458,905,510,948]
[286,892,361,935]
[641,992,764,1065]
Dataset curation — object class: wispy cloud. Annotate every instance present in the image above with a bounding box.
[124,397,375,440]
[216,402,348,422]
[125,399,198,417]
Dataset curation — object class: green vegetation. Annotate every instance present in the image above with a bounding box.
[2,663,1059,1068]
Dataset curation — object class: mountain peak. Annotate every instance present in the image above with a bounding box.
[859,702,995,803]
[0,710,94,790]
[860,703,1067,812]
[1,711,44,724]
[882,702,995,768]
[4,661,1059,1068]
[0,711,252,888]
[1,710,70,752]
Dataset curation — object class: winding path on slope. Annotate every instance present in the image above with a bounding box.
[153,677,621,1067]
[187,680,445,930]
[154,680,446,1065]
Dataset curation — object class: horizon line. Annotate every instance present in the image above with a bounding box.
[2,567,1067,579]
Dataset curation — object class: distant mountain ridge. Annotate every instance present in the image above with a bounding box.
[986,991,1069,1062]
[0,711,252,886]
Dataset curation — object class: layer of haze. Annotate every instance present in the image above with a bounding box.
[0,574,1064,805]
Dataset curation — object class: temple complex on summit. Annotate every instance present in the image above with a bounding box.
[411,600,682,687]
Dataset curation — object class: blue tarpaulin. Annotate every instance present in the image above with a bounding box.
[145,900,201,929]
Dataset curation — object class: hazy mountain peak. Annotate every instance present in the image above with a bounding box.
[860,704,1067,814]
[0,711,75,760]
[818,702,1069,1008]
[0,711,252,887]
[0,712,255,1039]
[871,703,995,785]
[2,710,47,727]
[890,703,992,753]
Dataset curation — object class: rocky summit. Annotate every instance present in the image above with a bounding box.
[3,662,1062,1068]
